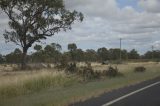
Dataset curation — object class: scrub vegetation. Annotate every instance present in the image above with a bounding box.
[0,62,159,106]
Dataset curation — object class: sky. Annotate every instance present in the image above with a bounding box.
[0,0,160,54]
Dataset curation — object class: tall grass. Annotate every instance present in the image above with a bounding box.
[0,70,77,98]
[0,62,160,106]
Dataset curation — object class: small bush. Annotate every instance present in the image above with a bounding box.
[65,63,77,74]
[84,67,94,80]
[79,65,101,81]
[134,66,146,72]
[103,66,119,77]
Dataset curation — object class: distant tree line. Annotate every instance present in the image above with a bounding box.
[0,43,160,64]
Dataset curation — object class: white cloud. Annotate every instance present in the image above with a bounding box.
[0,0,160,54]
[64,0,160,53]
[153,41,160,49]
[138,0,160,13]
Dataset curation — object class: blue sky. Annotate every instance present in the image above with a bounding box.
[117,0,138,8]
[117,0,142,11]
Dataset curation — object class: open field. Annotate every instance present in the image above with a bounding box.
[0,62,160,106]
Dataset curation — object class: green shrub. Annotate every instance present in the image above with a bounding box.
[134,66,146,72]
[103,66,119,77]
[65,63,77,74]
[84,68,94,80]
[78,66,101,81]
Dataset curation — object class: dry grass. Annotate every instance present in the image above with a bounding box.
[0,70,62,86]
[0,62,159,87]
[0,68,77,98]
[0,62,160,106]
[0,64,16,72]
[92,62,160,72]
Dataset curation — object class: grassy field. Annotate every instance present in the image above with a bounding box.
[0,62,160,106]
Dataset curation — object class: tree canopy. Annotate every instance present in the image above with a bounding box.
[128,49,140,59]
[0,0,83,69]
[97,47,109,61]
[68,43,77,62]
[68,43,77,52]
[34,45,42,52]
[1,43,160,65]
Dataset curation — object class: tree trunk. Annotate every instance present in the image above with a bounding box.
[21,47,28,70]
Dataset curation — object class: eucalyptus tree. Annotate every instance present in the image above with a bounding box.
[68,43,77,52]
[34,44,42,52]
[0,0,83,69]
[85,49,98,62]
[5,48,22,64]
[128,49,140,59]
[68,43,77,62]
[97,47,109,62]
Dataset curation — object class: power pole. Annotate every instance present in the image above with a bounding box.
[120,38,122,62]
[152,45,154,60]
